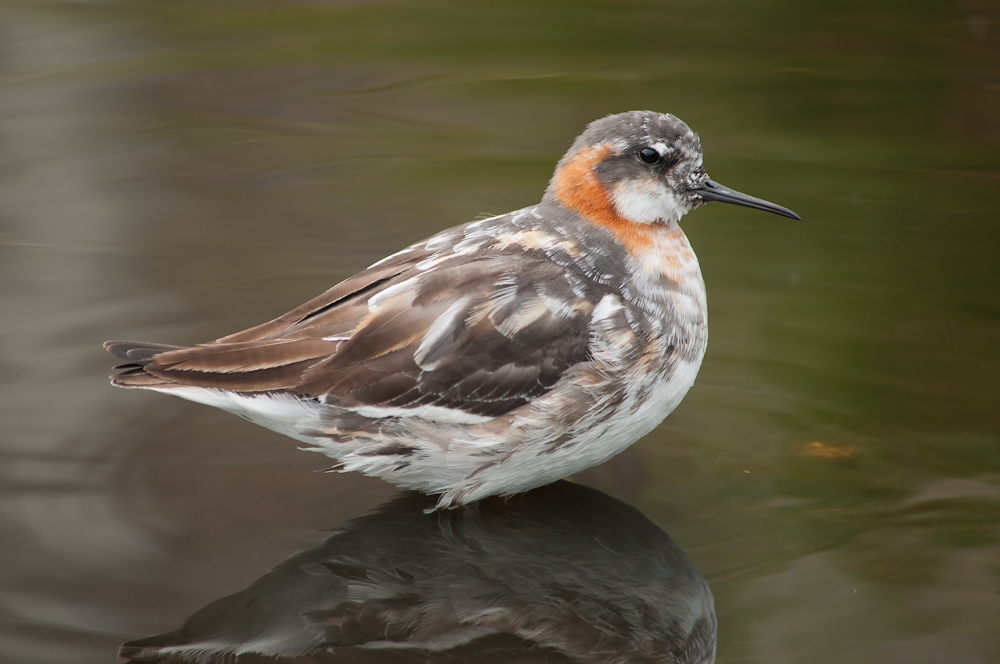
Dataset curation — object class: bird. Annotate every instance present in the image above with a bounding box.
[105,110,800,510]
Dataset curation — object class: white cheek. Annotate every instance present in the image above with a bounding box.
[611,180,690,224]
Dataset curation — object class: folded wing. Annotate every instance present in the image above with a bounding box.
[109,250,603,420]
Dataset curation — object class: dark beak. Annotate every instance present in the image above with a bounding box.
[691,178,801,220]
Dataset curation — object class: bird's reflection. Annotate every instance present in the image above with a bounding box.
[121,481,716,664]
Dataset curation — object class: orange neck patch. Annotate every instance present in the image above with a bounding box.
[552,144,671,259]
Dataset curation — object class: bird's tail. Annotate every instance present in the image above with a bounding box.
[103,340,186,388]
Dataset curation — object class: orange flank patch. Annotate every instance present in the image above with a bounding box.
[551,144,688,270]
[799,442,858,459]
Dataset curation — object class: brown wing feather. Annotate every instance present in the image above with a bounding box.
[111,245,605,419]
[109,246,431,392]
[298,257,600,417]
[214,253,425,344]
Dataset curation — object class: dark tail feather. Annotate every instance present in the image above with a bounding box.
[104,340,186,366]
[104,340,187,388]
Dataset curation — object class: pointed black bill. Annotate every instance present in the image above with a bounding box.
[691,178,801,220]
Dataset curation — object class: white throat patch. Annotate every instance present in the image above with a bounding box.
[610,178,690,225]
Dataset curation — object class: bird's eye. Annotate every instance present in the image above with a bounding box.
[638,147,660,164]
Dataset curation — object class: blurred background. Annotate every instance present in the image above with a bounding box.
[1,0,998,662]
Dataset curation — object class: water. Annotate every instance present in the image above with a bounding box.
[1,1,998,662]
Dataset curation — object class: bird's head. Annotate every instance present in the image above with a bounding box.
[545,111,800,236]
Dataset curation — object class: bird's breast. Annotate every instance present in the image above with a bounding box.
[619,226,707,365]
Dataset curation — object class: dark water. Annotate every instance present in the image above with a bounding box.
[2,1,998,662]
